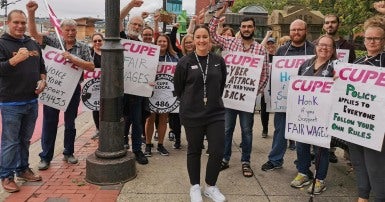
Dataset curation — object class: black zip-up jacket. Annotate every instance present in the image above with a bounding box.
[174,52,227,127]
[0,33,46,102]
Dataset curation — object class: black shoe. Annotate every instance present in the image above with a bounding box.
[38,160,50,170]
[144,144,152,157]
[168,131,175,141]
[173,141,181,149]
[134,151,148,165]
[157,145,169,156]
[261,131,268,138]
[220,160,229,171]
[288,143,296,151]
[329,152,338,163]
[261,161,282,171]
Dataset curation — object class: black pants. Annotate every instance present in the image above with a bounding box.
[185,121,224,186]
[92,111,99,130]
[260,96,269,133]
[169,113,181,141]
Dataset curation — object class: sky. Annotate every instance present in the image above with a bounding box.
[6,0,196,19]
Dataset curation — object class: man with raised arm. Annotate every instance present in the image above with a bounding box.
[26,0,94,170]
[209,3,269,178]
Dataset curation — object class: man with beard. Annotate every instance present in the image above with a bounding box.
[209,4,269,178]
[118,0,149,165]
[323,14,355,164]
[261,19,315,172]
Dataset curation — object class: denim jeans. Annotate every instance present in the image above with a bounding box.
[296,142,329,180]
[223,108,254,163]
[0,102,38,179]
[39,85,80,162]
[126,95,144,152]
[268,112,287,166]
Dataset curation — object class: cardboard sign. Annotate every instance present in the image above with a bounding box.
[286,76,333,148]
[328,63,385,151]
[81,69,101,111]
[39,46,83,111]
[222,51,264,113]
[122,39,160,97]
[149,62,179,113]
[336,49,350,63]
[270,55,314,112]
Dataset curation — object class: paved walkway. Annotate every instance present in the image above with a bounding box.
[0,112,359,202]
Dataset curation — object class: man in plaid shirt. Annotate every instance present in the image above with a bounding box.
[209,4,269,178]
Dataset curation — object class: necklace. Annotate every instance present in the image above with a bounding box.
[242,41,253,52]
[194,51,210,106]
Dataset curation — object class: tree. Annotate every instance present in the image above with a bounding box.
[231,0,377,40]
[334,0,376,37]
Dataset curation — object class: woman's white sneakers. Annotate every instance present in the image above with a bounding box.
[190,184,203,202]
[204,185,226,202]
[190,184,226,202]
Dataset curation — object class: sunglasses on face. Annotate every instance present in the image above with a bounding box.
[93,39,103,43]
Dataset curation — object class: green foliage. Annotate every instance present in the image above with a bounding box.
[231,0,379,38]
[231,0,288,13]
[355,50,367,59]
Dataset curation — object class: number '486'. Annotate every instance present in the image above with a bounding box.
[155,101,169,107]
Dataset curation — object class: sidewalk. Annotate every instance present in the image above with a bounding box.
[1,112,358,202]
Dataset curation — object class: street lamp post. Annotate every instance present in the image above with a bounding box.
[85,0,136,185]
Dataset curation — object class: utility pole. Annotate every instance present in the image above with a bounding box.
[86,0,136,185]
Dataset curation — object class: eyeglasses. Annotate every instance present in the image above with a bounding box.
[93,39,103,43]
[316,43,333,49]
[290,28,306,32]
[364,37,384,43]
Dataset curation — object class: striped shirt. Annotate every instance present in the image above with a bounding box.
[209,17,269,94]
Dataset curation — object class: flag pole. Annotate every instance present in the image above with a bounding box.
[42,0,65,51]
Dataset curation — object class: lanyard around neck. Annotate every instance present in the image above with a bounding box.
[194,51,210,104]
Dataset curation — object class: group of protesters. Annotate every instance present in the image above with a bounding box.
[1,0,385,202]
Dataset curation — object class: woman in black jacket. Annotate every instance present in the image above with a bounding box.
[174,25,227,202]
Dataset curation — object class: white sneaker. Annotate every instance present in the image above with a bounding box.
[190,184,203,202]
[204,185,226,202]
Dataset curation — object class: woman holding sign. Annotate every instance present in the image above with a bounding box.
[348,12,385,202]
[290,35,336,195]
[144,34,178,157]
[174,25,227,202]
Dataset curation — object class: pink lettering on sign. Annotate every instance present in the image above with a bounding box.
[122,42,156,56]
[292,79,334,93]
[339,67,385,87]
[45,50,79,70]
[275,58,306,68]
[337,52,346,60]
[224,54,261,68]
[84,70,101,79]
[157,65,176,74]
